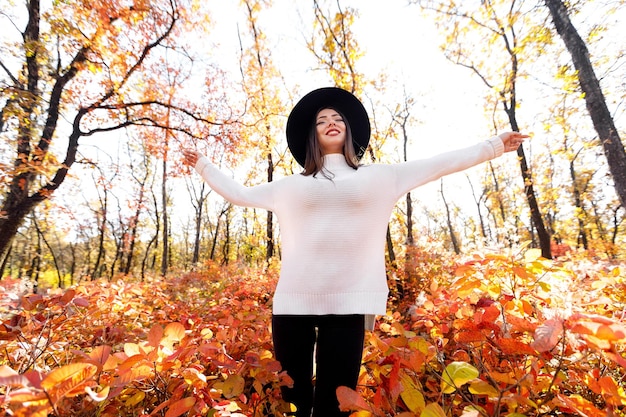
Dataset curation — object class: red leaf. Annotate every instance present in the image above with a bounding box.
[336,386,374,412]
[41,363,98,403]
[496,337,537,356]
[88,345,112,366]
[164,397,196,417]
[148,324,164,347]
[72,297,90,307]
[505,314,537,333]
[59,289,76,305]
[531,319,562,352]
[0,365,29,387]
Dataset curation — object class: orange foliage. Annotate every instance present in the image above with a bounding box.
[1,250,625,416]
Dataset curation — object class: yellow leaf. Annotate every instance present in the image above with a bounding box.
[164,322,186,344]
[524,248,542,263]
[222,374,245,399]
[125,390,145,407]
[441,362,479,394]
[201,327,214,339]
[420,402,447,417]
[400,373,425,413]
[124,343,141,357]
[486,282,502,298]
[469,380,499,397]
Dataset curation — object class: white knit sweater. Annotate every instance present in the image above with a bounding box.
[195,137,504,324]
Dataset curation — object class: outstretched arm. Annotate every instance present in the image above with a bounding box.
[182,149,275,210]
[393,132,528,196]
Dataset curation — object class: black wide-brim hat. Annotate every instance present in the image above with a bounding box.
[286,87,370,167]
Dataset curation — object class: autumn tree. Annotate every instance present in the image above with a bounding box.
[412,0,553,258]
[184,176,210,266]
[88,162,116,280]
[237,0,288,263]
[0,0,230,267]
[309,0,366,96]
[120,140,153,274]
[308,0,404,259]
[544,0,626,209]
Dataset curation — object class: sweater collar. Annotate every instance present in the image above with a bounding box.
[322,153,352,171]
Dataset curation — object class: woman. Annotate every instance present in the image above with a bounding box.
[182,87,527,416]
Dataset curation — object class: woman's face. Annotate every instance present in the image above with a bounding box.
[315,108,346,156]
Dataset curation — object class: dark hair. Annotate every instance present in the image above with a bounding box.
[302,107,360,177]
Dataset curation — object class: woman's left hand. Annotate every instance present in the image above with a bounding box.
[499,131,529,153]
[182,149,201,167]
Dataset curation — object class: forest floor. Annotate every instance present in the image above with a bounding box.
[1,247,625,416]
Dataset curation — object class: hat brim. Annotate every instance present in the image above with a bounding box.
[286,87,370,167]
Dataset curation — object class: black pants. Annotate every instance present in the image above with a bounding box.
[272,314,365,417]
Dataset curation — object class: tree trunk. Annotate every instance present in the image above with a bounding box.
[0,0,87,261]
[210,217,220,261]
[544,0,626,208]
[33,218,63,288]
[0,244,13,280]
[467,175,488,240]
[123,161,150,274]
[141,234,157,282]
[92,192,108,279]
[518,146,551,258]
[386,226,397,267]
[440,180,460,254]
[488,162,507,229]
[160,154,169,276]
[266,151,275,262]
[222,208,232,265]
[191,183,207,265]
[569,158,589,249]
[406,192,414,246]
[28,232,41,294]
[610,205,623,254]
[501,88,552,258]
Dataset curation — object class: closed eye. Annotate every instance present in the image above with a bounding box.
[316,118,345,126]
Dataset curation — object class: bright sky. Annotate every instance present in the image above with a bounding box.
[187,0,496,218]
[25,0,622,250]
[62,1,535,241]
[49,0,488,242]
[205,0,490,158]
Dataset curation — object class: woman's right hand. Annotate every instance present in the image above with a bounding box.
[499,131,529,153]
[182,149,200,167]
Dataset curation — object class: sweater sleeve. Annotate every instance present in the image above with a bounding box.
[393,136,504,197]
[195,156,275,211]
